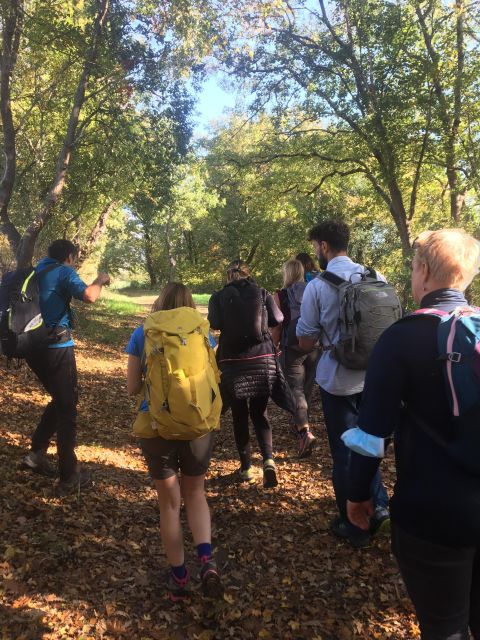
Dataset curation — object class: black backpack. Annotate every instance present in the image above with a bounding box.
[0,263,63,358]
[221,280,268,345]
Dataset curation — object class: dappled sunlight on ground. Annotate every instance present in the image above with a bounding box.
[0,299,419,639]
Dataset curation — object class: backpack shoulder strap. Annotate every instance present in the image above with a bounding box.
[410,308,449,318]
[318,271,347,288]
[397,308,446,323]
[36,262,63,278]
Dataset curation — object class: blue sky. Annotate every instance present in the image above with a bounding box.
[193,75,237,136]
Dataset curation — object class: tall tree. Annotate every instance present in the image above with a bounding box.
[218,0,480,254]
[1,0,112,266]
[0,0,218,268]
[414,0,478,223]
[128,105,192,287]
[0,0,24,252]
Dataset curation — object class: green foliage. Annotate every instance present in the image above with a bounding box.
[192,293,211,305]
[1,0,219,263]
[4,0,479,302]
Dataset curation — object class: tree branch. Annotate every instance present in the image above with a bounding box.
[16,0,110,267]
[76,201,116,266]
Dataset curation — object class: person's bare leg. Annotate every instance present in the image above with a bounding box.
[181,474,211,546]
[154,475,184,566]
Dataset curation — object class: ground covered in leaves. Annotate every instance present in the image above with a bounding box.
[0,299,420,640]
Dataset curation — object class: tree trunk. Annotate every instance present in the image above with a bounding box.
[0,0,23,253]
[15,0,110,268]
[167,247,176,282]
[165,215,177,282]
[416,0,465,223]
[144,229,157,288]
[76,201,116,267]
[245,242,259,264]
[387,180,412,257]
[363,165,412,257]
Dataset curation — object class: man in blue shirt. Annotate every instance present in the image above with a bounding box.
[21,239,110,496]
[296,219,389,547]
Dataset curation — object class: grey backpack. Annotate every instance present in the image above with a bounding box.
[320,268,402,370]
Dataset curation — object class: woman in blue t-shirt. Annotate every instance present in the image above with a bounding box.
[126,283,222,602]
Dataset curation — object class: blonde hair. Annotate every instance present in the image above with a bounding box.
[226,260,250,282]
[413,228,480,291]
[283,259,304,288]
[151,282,196,312]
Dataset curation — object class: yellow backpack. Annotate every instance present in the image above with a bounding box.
[142,307,221,440]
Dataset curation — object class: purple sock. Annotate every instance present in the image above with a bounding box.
[197,543,212,562]
[171,563,187,580]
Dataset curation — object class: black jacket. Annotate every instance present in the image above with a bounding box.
[348,288,480,546]
[208,279,294,413]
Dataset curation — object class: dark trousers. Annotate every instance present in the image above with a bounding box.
[320,387,388,520]
[26,346,78,480]
[392,524,480,640]
[284,347,320,427]
[230,395,272,470]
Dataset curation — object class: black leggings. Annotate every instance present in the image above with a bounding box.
[230,395,272,470]
[392,523,480,639]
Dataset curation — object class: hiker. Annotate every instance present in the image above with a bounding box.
[295,252,319,283]
[126,283,223,601]
[272,259,319,458]
[20,239,110,496]
[345,229,480,640]
[208,260,291,488]
[296,219,394,547]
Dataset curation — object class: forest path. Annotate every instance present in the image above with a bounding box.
[0,292,419,640]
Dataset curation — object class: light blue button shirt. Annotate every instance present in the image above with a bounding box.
[296,256,385,396]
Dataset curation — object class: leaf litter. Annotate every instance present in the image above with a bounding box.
[0,304,420,639]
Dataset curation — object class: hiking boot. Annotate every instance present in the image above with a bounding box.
[20,450,57,478]
[166,569,190,602]
[263,459,278,488]
[54,468,92,497]
[330,516,370,548]
[200,558,224,599]
[240,467,256,485]
[297,429,316,458]
[370,506,391,536]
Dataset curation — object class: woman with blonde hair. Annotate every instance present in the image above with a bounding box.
[126,282,223,601]
[344,229,480,639]
[273,259,320,458]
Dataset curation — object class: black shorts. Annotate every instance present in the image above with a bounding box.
[139,432,215,480]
